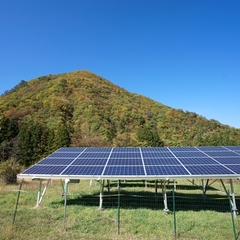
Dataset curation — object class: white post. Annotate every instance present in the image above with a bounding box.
[163,180,169,212]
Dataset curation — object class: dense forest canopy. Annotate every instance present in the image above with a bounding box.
[1,70,240,166]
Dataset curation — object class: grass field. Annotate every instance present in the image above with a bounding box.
[0,179,240,239]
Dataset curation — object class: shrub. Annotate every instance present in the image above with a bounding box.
[0,159,23,184]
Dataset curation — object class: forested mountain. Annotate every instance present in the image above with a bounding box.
[1,70,240,166]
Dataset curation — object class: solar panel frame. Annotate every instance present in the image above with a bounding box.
[18,146,240,180]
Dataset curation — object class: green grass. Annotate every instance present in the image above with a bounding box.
[0,179,240,239]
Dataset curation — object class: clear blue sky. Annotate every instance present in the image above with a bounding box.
[1,0,240,128]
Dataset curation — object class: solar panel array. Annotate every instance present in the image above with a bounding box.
[18,146,240,180]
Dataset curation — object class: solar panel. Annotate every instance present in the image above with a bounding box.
[142,152,174,158]
[104,166,145,175]
[213,157,240,164]
[38,158,74,165]
[145,165,190,175]
[144,158,181,165]
[62,166,104,176]
[18,146,240,180]
[186,165,234,175]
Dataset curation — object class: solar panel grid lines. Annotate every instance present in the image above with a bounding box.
[18,146,240,180]
[166,148,192,176]
[59,148,88,175]
[194,147,238,175]
[185,164,235,175]
[101,148,114,176]
[139,147,147,176]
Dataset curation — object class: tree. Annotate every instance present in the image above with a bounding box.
[136,126,163,147]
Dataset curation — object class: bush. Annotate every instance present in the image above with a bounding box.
[0,159,23,184]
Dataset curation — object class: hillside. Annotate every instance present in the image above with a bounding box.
[1,70,240,166]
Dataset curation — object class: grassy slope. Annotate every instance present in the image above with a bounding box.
[1,179,240,240]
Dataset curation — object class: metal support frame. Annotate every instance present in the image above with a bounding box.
[63,178,69,229]
[118,180,121,234]
[12,181,23,225]
[36,178,51,207]
[162,179,169,212]
[229,179,237,218]
[201,179,209,201]
[98,180,105,211]
[219,179,238,217]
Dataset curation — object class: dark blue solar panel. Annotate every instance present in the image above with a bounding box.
[62,166,104,175]
[173,151,207,158]
[104,166,145,175]
[225,146,240,151]
[79,152,110,158]
[48,152,81,158]
[57,147,86,152]
[213,157,240,164]
[197,146,226,151]
[72,158,107,165]
[84,148,112,153]
[144,158,181,165]
[205,151,239,157]
[38,158,74,165]
[225,165,240,174]
[22,165,67,175]
[145,165,189,175]
[169,147,199,152]
[179,157,217,165]
[112,147,140,152]
[108,159,142,165]
[142,152,174,158]
[141,148,170,152]
[111,152,141,158]
[19,146,240,178]
[186,165,234,175]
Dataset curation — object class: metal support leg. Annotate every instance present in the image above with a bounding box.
[63,179,69,229]
[201,179,209,202]
[36,179,42,207]
[12,181,23,225]
[98,180,105,211]
[230,179,237,218]
[118,180,121,234]
[36,179,51,207]
[163,180,169,212]
[107,180,111,193]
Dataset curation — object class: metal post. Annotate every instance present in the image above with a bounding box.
[172,188,176,237]
[107,180,110,193]
[230,179,237,218]
[98,180,105,211]
[228,190,237,240]
[36,179,42,207]
[12,182,23,225]
[163,180,169,212]
[63,179,69,229]
[118,180,121,235]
